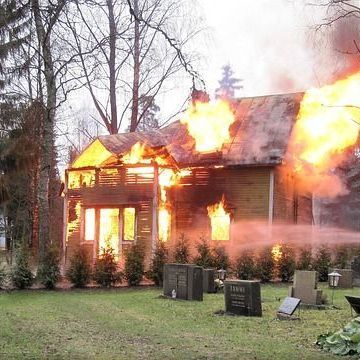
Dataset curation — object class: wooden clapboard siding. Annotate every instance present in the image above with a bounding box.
[273,166,296,223]
[172,167,271,241]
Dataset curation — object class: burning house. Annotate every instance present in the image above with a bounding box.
[63,92,314,266]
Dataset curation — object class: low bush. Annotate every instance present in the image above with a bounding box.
[66,247,92,287]
[124,244,145,286]
[194,236,215,268]
[313,245,332,282]
[37,246,61,289]
[277,245,296,282]
[0,265,7,288]
[212,245,230,270]
[11,245,34,289]
[333,244,349,268]
[93,247,122,287]
[297,247,313,270]
[235,249,256,280]
[173,233,190,264]
[256,247,275,283]
[148,241,168,286]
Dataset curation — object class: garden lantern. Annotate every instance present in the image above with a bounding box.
[328,271,342,305]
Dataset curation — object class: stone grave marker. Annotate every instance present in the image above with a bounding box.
[329,268,353,288]
[224,280,262,317]
[203,268,216,293]
[351,257,360,286]
[345,296,360,315]
[277,297,301,320]
[163,263,203,301]
[289,270,322,305]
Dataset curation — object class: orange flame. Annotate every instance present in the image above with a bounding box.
[180,100,235,153]
[207,196,230,241]
[122,142,150,164]
[271,244,282,262]
[289,71,360,196]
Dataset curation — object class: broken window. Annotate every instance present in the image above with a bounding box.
[99,208,119,254]
[207,198,230,241]
[84,208,95,241]
[123,207,136,241]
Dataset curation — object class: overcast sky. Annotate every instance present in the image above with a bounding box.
[195,0,347,97]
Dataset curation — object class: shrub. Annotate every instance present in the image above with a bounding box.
[37,246,61,289]
[333,244,349,268]
[277,245,296,282]
[212,245,230,270]
[235,249,256,280]
[148,241,168,286]
[93,247,121,287]
[0,265,7,288]
[256,247,275,283]
[297,247,313,270]
[313,245,332,282]
[194,236,215,268]
[173,233,190,264]
[66,247,92,287]
[124,244,145,286]
[11,245,34,289]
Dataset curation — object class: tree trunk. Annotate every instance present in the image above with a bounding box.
[107,0,118,134]
[31,0,56,262]
[130,0,140,132]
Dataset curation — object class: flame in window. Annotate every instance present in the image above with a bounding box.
[207,197,230,241]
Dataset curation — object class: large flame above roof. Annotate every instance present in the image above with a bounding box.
[288,71,360,196]
[180,100,235,153]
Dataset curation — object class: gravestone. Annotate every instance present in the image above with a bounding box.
[203,268,216,293]
[329,268,353,288]
[163,263,203,301]
[224,280,262,317]
[345,296,360,315]
[277,297,301,320]
[289,270,322,305]
[351,257,360,286]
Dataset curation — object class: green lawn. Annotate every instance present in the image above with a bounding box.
[0,284,359,360]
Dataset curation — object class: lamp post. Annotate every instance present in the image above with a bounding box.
[328,271,342,306]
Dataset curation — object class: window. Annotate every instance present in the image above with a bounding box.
[123,207,136,241]
[207,199,230,241]
[99,208,119,254]
[84,208,95,241]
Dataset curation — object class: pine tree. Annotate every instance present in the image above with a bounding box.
[215,64,243,100]
[136,95,160,132]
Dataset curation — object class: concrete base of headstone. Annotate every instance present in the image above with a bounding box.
[276,312,300,321]
[329,268,353,288]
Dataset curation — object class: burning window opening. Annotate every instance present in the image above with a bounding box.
[159,205,171,242]
[123,207,136,241]
[99,208,119,255]
[180,99,235,153]
[84,208,95,241]
[207,196,231,241]
[67,201,81,239]
[68,170,95,189]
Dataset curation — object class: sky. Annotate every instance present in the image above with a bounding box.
[61,0,357,164]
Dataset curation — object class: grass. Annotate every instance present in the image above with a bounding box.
[0,284,358,359]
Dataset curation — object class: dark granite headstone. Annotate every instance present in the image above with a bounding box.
[278,297,301,316]
[203,268,216,293]
[224,280,262,317]
[163,263,203,301]
[345,296,360,315]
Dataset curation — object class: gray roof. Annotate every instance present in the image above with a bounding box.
[97,92,303,167]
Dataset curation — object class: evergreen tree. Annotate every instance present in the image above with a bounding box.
[215,64,243,100]
[134,95,160,132]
